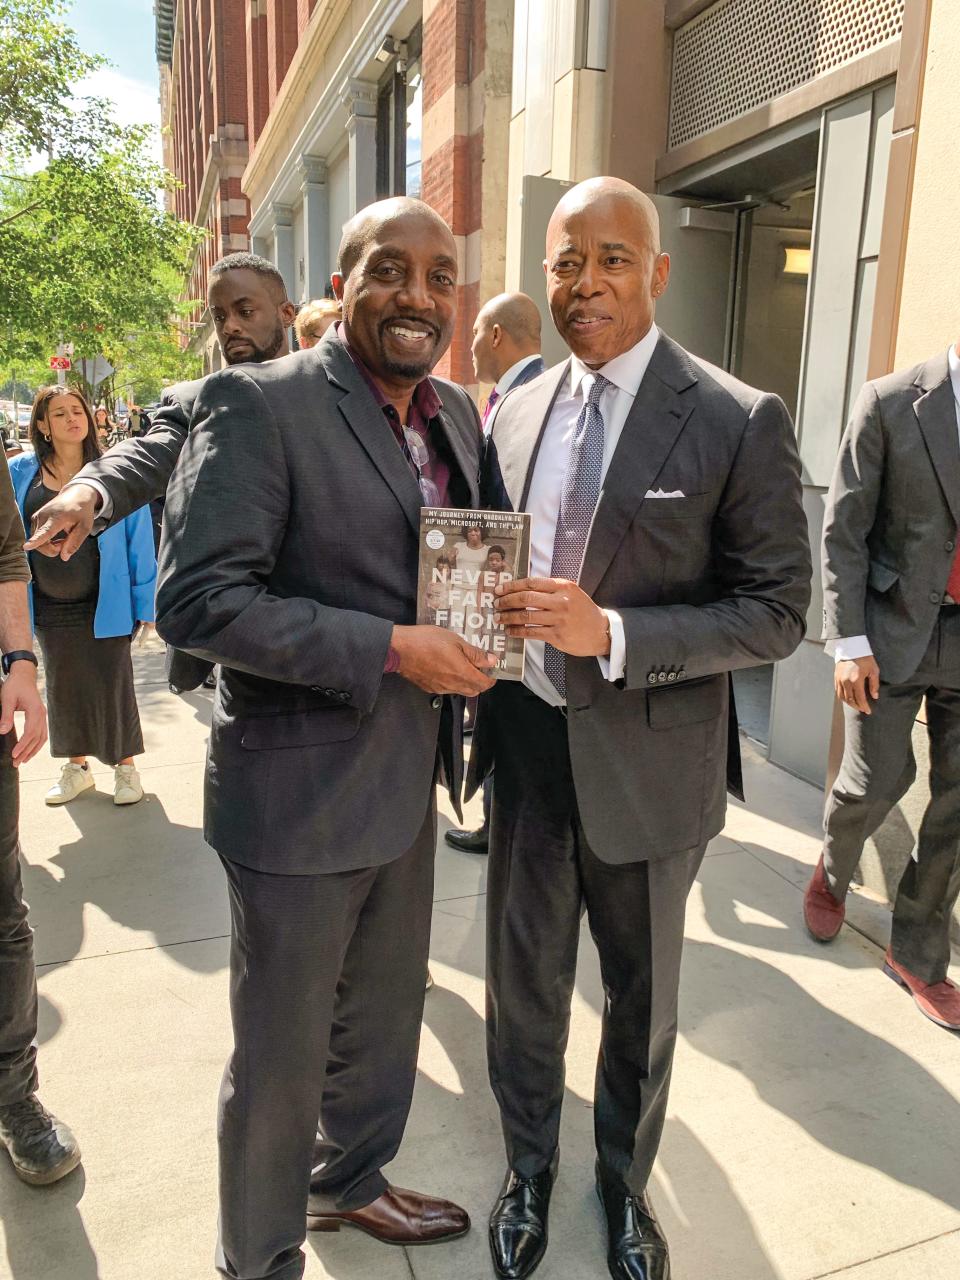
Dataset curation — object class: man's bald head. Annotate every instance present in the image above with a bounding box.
[547,177,662,257]
[472,292,543,384]
[330,197,459,388]
[543,176,670,368]
[336,197,456,281]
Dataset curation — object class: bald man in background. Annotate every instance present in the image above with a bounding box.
[472,292,545,432]
[445,293,545,855]
[474,178,810,1280]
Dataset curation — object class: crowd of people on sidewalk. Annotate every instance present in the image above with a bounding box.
[1,178,958,1280]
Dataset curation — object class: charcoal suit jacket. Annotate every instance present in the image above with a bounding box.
[470,332,812,862]
[156,333,483,873]
[822,350,960,684]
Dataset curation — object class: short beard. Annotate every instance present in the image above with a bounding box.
[381,354,436,381]
[226,323,286,366]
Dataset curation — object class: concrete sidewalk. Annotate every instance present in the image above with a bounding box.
[2,646,958,1280]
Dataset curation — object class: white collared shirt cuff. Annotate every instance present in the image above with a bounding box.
[65,476,111,521]
[597,610,626,682]
[825,635,873,662]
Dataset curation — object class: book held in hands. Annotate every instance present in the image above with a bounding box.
[416,508,532,681]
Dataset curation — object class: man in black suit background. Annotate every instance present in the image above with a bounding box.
[475,178,811,1280]
[445,292,545,855]
[157,199,495,1280]
[24,252,298,693]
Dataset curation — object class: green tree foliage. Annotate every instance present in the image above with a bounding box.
[0,0,101,157]
[0,0,205,384]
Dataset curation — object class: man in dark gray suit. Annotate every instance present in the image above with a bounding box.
[25,252,296,557]
[24,252,298,694]
[24,253,294,692]
[473,178,810,1280]
[805,342,960,1032]
[157,198,495,1280]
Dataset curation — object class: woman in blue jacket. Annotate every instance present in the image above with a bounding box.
[9,387,156,806]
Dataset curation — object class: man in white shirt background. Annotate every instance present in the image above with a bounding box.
[445,293,544,855]
[806,341,960,1033]
[471,176,810,1280]
[472,292,545,433]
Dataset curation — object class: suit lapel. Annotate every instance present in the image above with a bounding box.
[491,361,569,511]
[913,354,960,530]
[316,336,427,537]
[579,337,696,598]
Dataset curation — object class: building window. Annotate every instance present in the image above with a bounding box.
[375,23,423,199]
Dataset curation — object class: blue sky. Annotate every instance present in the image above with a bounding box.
[68,0,162,159]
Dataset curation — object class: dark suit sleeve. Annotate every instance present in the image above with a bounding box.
[155,368,393,713]
[821,381,884,641]
[619,393,811,687]
[75,391,189,527]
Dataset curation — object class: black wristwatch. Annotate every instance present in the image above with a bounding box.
[1,650,38,677]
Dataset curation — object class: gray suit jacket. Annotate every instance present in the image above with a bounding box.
[472,333,811,862]
[156,335,483,874]
[822,350,959,685]
[76,379,204,525]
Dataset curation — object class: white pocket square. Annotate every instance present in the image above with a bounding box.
[645,488,685,499]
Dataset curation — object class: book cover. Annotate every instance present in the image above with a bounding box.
[416,508,531,681]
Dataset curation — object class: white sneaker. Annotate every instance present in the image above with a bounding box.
[113,764,143,806]
[45,763,95,806]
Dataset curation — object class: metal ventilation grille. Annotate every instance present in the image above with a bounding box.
[668,0,904,150]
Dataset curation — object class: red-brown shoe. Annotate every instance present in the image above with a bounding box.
[883,953,960,1031]
[803,856,845,942]
[307,1184,470,1245]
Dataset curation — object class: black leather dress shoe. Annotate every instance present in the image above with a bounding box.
[444,825,489,854]
[596,1167,670,1280]
[489,1156,558,1279]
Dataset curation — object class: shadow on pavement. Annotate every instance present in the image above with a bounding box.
[20,793,228,979]
[0,1164,100,1280]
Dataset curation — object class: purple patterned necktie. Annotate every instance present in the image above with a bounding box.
[544,373,611,698]
[482,388,500,428]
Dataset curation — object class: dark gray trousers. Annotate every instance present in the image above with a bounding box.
[824,609,960,984]
[0,730,38,1108]
[485,682,703,1196]
[215,806,436,1280]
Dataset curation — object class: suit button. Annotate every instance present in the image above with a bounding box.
[658,672,667,683]
[310,686,322,693]
[431,695,443,709]
[338,692,350,703]
[667,672,677,682]
[930,591,941,604]
[647,674,657,685]
[678,671,687,680]
[946,541,956,553]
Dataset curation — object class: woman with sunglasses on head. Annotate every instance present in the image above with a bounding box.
[8,387,156,806]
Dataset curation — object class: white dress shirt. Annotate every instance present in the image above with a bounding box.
[827,343,960,663]
[523,325,660,707]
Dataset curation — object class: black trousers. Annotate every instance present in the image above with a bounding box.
[824,609,960,984]
[215,805,436,1280]
[485,683,703,1195]
[0,730,38,1108]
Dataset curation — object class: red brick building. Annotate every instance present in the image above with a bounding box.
[157,0,512,386]
[156,0,253,371]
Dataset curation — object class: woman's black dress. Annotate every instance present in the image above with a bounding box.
[24,477,143,765]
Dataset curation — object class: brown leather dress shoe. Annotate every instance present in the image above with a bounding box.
[883,952,960,1030]
[803,856,845,942]
[307,1184,470,1245]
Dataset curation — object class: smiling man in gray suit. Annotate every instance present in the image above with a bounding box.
[806,341,960,1032]
[156,198,495,1280]
[474,177,810,1280]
